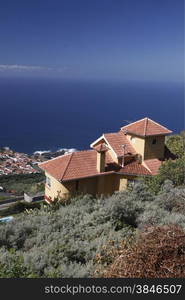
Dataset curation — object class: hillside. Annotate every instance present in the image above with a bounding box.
[0,179,185,278]
[0,132,184,278]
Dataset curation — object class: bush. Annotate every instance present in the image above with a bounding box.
[0,193,135,278]
[0,248,30,278]
[144,156,185,194]
[166,132,185,158]
[104,225,185,278]
[0,182,184,278]
[0,201,41,217]
[159,158,185,187]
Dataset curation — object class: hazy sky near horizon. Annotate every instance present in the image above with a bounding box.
[0,0,184,82]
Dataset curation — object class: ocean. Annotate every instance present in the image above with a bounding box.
[0,77,184,154]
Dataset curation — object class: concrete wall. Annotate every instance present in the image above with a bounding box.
[97,174,120,196]
[127,134,145,160]
[44,172,124,201]
[45,172,75,201]
[78,174,120,197]
[107,148,119,164]
[45,172,138,202]
[92,139,118,164]
[144,136,165,160]
[119,176,128,190]
[78,177,98,195]
[118,175,136,191]
[45,172,101,201]
[127,134,165,161]
[97,152,106,172]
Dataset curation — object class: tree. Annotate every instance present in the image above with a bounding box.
[166,132,185,158]
[158,157,185,186]
[144,131,185,193]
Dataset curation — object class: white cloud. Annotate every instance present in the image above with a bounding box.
[0,64,68,73]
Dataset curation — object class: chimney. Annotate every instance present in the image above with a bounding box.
[93,144,109,173]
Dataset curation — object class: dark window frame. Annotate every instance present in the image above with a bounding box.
[152,138,157,145]
[75,180,79,191]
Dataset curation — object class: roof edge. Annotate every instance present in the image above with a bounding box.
[61,170,115,182]
[121,117,172,136]
[38,152,72,168]
[116,172,152,176]
[123,131,172,137]
[121,117,147,130]
[60,152,74,181]
[90,135,104,148]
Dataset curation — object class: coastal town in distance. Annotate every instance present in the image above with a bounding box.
[0,146,76,176]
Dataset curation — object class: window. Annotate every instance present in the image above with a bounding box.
[75,180,79,191]
[152,138,157,145]
[46,176,51,187]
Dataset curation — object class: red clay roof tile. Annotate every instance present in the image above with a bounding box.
[104,131,136,157]
[39,118,172,181]
[121,118,172,136]
[39,150,115,181]
[144,159,163,175]
[118,160,151,176]
[39,153,72,181]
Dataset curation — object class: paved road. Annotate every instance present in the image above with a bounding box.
[0,195,44,210]
[0,196,24,205]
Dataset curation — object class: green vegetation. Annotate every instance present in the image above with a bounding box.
[0,132,184,278]
[166,130,185,158]
[0,173,45,195]
[0,201,42,217]
[144,132,185,194]
[0,195,10,202]
[0,179,184,278]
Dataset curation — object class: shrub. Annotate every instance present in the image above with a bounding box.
[155,181,185,214]
[166,132,185,158]
[0,181,184,278]
[159,158,185,187]
[104,225,185,278]
[0,201,41,217]
[0,248,30,278]
[143,131,185,193]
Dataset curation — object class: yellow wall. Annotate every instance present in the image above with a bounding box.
[107,148,119,163]
[97,152,106,172]
[119,176,128,190]
[45,172,137,202]
[127,134,165,161]
[45,172,75,201]
[127,134,145,159]
[45,172,124,201]
[144,136,165,160]
[78,177,98,195]
[92,139,118,164]
[45,172,99,201]
[118,175,136,191]
[77,174,119,197]
[97,174,120,196]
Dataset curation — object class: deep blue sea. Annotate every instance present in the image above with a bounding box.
[0,77,184,154]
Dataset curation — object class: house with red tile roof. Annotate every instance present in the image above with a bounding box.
[39,117,174,203]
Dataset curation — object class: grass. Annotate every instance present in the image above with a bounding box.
[0,195,11,202]
[0,173,45,196]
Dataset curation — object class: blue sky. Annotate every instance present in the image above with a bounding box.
[0,0,184,81]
